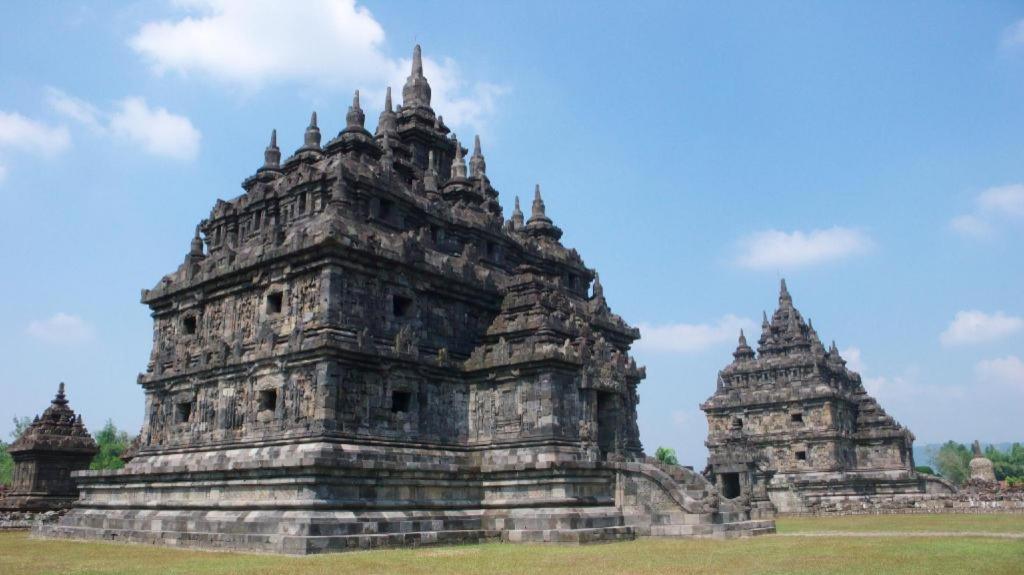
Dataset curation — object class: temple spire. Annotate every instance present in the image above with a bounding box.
[402,44,432,108]
[592,272,605,300]
[376,87,397,136]
[346,90,365,130]
[511,195,524,229]
[779,278,791,304]
[450,137,467,179]
[53,382,68,406]
[470,134,486,178]
[261,129,281,171]
[300,111,321,151]
[733,329,755,361]
[530,185,547,221]
[190,225,204,257]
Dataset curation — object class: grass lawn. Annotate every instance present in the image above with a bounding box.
[0,514,1021,575]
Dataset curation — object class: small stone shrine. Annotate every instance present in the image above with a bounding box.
[42,46,772,553]
[0,383,98,512]
[969,440,997,483]
[702,281,954,514]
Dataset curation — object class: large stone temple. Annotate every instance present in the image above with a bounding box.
[702,281,954,514]
[0,384,98,512]
[43,46,772,553]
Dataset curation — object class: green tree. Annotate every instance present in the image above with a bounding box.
[655,446,679,466]
[90,420,133,471]
[984,443,1024,482]
[915,465,936,475]
[934,441,972,485]
[0,416,32,487]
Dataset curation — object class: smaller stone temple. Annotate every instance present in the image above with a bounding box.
[969,440,997,484]
[702,281,953,514]
[0,384,98,511]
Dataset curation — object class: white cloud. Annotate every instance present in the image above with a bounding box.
[636,314,754,354]
[951,184,1024,239]
[0,111,71,157]
[27,313,96,345]
[128,0,504,131]
[108,97,201,161]
[840,346,865,373]
[940,310,1023,347]
[975,355,1024,393]
[1001,19,1024,50]
[46,90,201,161]
[46,87,103,132]
[734,227,873,270]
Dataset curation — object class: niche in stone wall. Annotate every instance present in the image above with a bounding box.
[392,294,413,318]
[391,390,412,413]
[791,412,804,425]
[720,473,741,499]
[266,291,284,315]
[182,315,197,335]
[795,450,807,462]
[258,389,277,413]
[175,400,192,424]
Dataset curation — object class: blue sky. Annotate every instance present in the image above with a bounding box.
[1,1,1022,463]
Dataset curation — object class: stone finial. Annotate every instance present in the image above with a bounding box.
[190,225,204,257]
[530,184,547,221]
[402,44,432,108]
[470,134,486,177]
[450,137,467,179]
[54,382,68,406]
[525,184,563,239]
[300,111,321,151]
[261,129,281,171]
[427,149,437,174]
[511,195,524,229]
[779,278,791,303]
[376,87,397,136]
[592,272,605,300]
[346,90,366,129]
[972,440,983,458]
[733,329,755,361]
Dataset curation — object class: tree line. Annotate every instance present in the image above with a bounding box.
[920,441,1024,486]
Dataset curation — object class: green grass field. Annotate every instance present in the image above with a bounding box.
[1,514,1022,575]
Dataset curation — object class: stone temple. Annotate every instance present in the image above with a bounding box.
[43,46,772,553]
[702,280,953,514]
[0,384,98,512]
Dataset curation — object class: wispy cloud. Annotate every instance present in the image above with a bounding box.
[734,227,873,270]
[950,184,1024,239]
[1001,19,1024,50]
[840,346,865,373]
[636,314,754,354]
[47,90,201,161]
[940,310,1022,347]
[0,111,71,185]
[975,355,1024,393]
[128,0,505,132]
[27,313,96,345]
[109,97,201,161]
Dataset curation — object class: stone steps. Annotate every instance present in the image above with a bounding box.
[503,525,636,544]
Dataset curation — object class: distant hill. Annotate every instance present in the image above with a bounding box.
[914,442,1019,469]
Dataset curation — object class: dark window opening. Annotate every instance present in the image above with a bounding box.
[791,412,804,424]
[795,450,807,461]
[732,417,744,430]
[175,401,192,424]
[392,295,412,318]
[182,316,197,335]
[596,391,618,456]
[258,389,277,412]
[486,241,498,260]
[378,198,393,221]
[721,472,741,499]
[430,225,441,244]
[299,192,307,213]
[266,291,283,314]
[568,274,579,290]
[392,390,412,413]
